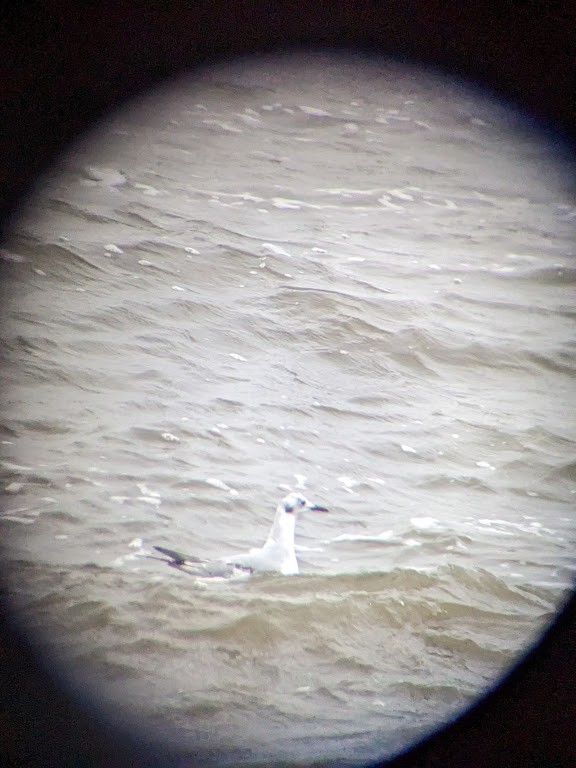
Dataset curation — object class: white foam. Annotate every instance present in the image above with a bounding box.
[338,476,359,494]
[331,530,394,543]
[272,198,302,210]
[388,189,414,201]
[410,517,441,530]
[137,484,160,498]
[299,105,332,117]
[366,477,387,486]
[138,496,162,506]
[261,242,292,256]
[378,196,404,211]
[476,461,496,470]
[206,478,233,492]
[5,482,24,494]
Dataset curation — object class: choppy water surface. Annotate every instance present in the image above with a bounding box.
[1,53,575,766]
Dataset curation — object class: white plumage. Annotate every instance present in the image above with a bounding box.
[154,492,329,577]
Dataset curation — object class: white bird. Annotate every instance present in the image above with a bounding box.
[154,492,329,577]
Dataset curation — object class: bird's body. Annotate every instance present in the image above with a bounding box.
[154,492,328,577]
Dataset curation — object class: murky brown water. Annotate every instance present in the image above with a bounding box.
[1,52,575,766]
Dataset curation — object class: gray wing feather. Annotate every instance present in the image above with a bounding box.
[154,545,252,577]
[153,545,203,565]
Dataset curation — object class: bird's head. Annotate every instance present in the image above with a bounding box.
[281,492,329,515]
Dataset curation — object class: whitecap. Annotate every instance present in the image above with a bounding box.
[5,482,24,494]
[299,105,332,117]
[206,478,234,492]
[137,496,162,506]
[331,530,394,543]
[294,474,307,489]
[161,432,180,442]
[410,517,441,530]
[137,484,160,498]
[271,198,302,210]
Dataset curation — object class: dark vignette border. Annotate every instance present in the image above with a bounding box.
[0,2,575,767]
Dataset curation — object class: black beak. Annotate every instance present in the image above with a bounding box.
[310,504,329,512]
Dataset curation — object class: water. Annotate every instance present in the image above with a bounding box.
[1,52,575,766]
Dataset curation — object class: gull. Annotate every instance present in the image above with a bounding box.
[154,492,329,577]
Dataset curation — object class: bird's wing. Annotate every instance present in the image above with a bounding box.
[153,545,204,565]
[154,545,252,577]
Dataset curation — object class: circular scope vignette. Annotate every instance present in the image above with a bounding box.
[1,52,575,767]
